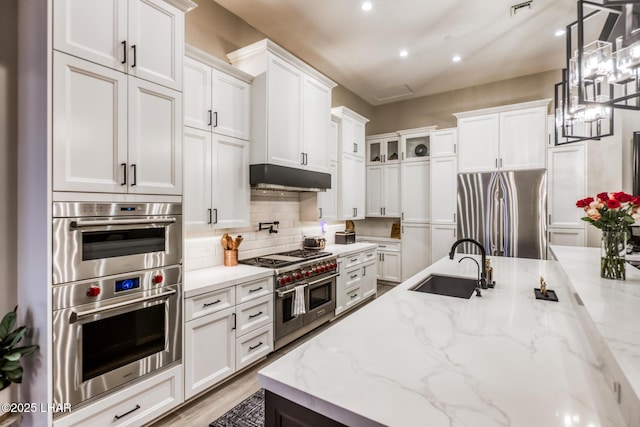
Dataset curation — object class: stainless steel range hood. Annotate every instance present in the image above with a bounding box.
[250,164,331,192]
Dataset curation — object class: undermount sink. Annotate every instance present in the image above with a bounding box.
[409,274,479,299]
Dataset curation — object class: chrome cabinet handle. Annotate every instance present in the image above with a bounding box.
[70,290,176,322]
[203,299,221,307]
[70,217,177,228]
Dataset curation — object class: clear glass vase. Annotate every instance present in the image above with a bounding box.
[601,229,626,280]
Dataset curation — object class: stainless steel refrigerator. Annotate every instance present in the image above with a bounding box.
[456,169,547,259]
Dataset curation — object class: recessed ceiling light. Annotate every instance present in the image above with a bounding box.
[399,50,409,58]
[452,55,462,62]
[554,29,566,37]
[361,1,372,11]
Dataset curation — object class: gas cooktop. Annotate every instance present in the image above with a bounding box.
[239,250,332,268]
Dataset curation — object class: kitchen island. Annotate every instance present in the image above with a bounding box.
[258,251,627,426]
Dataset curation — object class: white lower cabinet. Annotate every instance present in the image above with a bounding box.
[548,228,586,247]
[336,248,377,316]
[402,223,431,281]
[184,277,274,400]
[431,224,457,264]
[54,365,183,427]
[377,251,401,282]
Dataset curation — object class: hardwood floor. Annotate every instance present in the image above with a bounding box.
[149,283,395,426]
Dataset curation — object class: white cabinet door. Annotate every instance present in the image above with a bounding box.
[340,154,365,219]
[431,224,457,264]
[384,164,401,217]
[128,0,183,91]
[184,128,212,230]
[53,52,128,193]
[401,161,430,222]
[211,135,250,229]
[548,144,586,228]
[402,223,431,281]
[380,251,401,282]
[183,57,212,131]
[548,228,585,247]
[302,75,330,173]
[430,157,457,224]
[361,260,377,299]
[328,117,339,162]
[212,68,251,140]
[499,106,546,170]
[341,115,365,157]
[366,166,384,217]
[457,113,499,173]
[184,307,235,399]
[53,0,128,73]
[353,119,366,157]
[127,77,182,195]
[317,161,338,221]
[430,128,457,157]
[267,55,303,169]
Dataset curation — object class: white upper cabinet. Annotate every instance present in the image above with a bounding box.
[399,127,436,163]
[184,128,212,229]
[127,76,182,195]
[184,51,252,139]
[228,39,336,173]
[400,161,430,223]
[54,0,184,90]
[430,128,457,157]
[366,133,400,165]
[53,52,181,195]
[430,156,457,224]
[457,113,500,172]
[499,106,547,170]
[548,143,586,229]
[302,75,332,172]
[456,100,550,173]
[366,164,400,217]
[340,114,366,157]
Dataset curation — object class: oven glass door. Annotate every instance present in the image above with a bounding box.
[274,286,305,341]
[309,281,332,311]
[82,304,165,381]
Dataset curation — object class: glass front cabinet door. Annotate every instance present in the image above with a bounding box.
[400,130,432,163]
[366,133,400,165]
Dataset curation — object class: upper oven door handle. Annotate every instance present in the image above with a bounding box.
[69,289,177,323]
[70,217,177,229]
[306,272,339,286]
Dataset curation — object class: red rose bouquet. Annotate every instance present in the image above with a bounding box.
[576,192,640,280]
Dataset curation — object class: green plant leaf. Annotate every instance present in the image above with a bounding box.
[0,361,21,372]
[10,346,38,357]
[5,366,23,382]
[0,378,11,391]
[0,326,26,349]
[0,308,17,342]
[4,352,21,362]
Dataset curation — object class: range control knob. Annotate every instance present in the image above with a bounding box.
[295,273,302,280]
[152,274,163,284]
[315,266,322,273]
[87,286,101,297]
[304,270,311,278]
[279,276,288,285]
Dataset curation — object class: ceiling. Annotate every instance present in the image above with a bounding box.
[213,0,579,106]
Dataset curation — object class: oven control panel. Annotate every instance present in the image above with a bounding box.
[276,260,338,286]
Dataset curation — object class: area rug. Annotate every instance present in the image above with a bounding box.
[209,388,265,427]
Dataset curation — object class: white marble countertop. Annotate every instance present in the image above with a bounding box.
[551,245,640,425]
[258,254,625,426]
[184,264,273,298]
[325,243,378,258]
[357,236,402,244]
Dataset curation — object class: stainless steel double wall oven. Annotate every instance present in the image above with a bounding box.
[52,202,182,410]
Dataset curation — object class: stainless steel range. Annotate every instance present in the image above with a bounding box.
[240,250,338,350]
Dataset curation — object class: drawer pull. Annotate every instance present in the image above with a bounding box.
[350,258,358,262]
[249,341,263,351]
[350,274,358,279]
[249,311,263,319]
[350,293,358,299]
[114,404,141,420]
[248,286,263,293]
[203,299,221,307]
[366,253,374,257]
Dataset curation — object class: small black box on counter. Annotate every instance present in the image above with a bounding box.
[335,231,356,244]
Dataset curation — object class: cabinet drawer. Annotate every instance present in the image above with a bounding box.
[342,253,362,269]
[236,324,273,371]
[362,250,377,262]
[54,365,182,427]
[375,242,400,252]
[344,286,363,310]
[236,277,273,304]
[186,286,235,321]
[344,267,362,289]
[236,294,273,337]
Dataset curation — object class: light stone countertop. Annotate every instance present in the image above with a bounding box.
[325,243,378,258]
[258,253,626,427]
[184,264,273,298]
[551,245,640,425]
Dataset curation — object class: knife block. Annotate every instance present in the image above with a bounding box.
[224,249,238,267]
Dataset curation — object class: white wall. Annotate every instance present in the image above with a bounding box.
[185,192,345,270]
[0,0,19,411]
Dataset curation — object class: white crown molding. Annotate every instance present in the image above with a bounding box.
[185,45,254,83]
[453,98,552,119]
[331,106,370,123]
